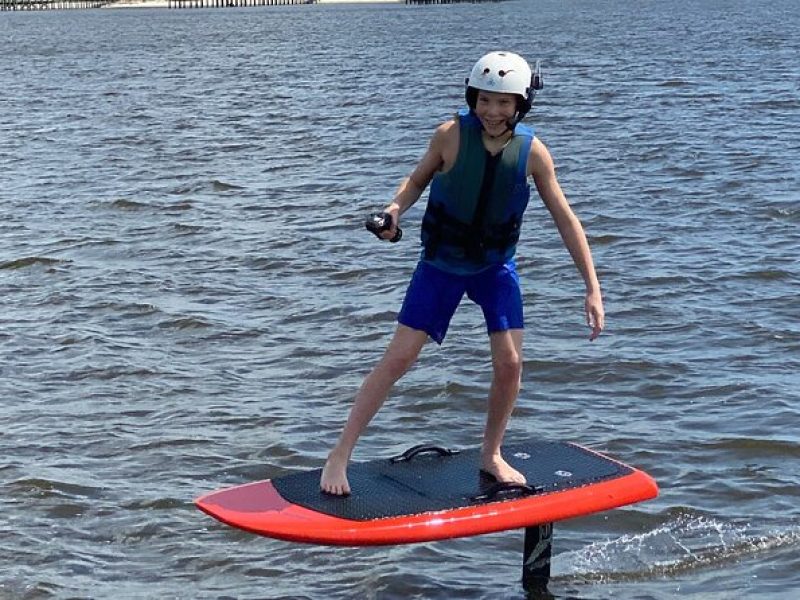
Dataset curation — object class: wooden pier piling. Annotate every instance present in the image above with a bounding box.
[167,0,313,7]
[0,0,312,8]
[1,0,506,11]
[1,0,111,9]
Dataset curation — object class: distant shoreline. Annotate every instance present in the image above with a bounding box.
[103,0,402,7]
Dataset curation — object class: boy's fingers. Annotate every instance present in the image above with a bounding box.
[587,308,603,341]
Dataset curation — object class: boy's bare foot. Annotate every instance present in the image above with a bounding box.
[481,453,527,484]
[320,452,351,496]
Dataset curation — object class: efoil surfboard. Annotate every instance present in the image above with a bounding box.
[195,441,658,546]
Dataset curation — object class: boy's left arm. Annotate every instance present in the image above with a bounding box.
[528,138,605,341]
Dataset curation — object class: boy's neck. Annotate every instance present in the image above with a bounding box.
[482,129,514,156]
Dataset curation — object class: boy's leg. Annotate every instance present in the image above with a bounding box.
[321,324,429,495]
[481,329,526,483]
[466,263,526,482]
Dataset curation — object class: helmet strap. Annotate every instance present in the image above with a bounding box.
[511,86,538,129]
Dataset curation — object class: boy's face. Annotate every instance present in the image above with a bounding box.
[475,90,518,137]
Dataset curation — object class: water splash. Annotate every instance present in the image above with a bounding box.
[555,515,800,584]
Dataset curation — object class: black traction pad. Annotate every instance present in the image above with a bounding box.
[271,442,631,521]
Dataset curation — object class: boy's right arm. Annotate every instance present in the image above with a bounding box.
[378,120,455,240]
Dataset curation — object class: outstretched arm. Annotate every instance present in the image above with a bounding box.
[529,138,605,341]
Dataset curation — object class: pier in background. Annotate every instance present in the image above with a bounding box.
[1,0,503,10]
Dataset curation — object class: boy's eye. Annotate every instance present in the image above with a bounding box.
[478,96,513,107]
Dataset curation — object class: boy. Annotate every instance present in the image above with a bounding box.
[321,51,604,495]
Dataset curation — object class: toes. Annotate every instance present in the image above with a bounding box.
[320,482,351,496]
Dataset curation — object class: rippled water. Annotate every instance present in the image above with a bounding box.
[2,0,799,598]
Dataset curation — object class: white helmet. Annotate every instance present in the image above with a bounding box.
[465,51,542,122]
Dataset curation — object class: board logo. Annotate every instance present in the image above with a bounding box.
[513,452,531,460]
[554,470,573,478]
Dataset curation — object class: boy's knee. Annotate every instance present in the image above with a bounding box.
[493,351,522,382]
[380,350,418,379]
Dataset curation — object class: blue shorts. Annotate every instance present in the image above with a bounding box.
[397,260,524,345]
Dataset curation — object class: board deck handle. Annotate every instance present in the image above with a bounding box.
[470,482,543,502]
[389,444,460,463]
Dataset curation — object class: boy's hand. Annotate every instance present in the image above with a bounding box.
[365,212,402,243]
[586,290,604,341]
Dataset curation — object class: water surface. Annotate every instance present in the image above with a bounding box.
[1,1,799,598]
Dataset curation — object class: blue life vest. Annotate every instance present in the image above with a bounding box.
[420,109,534,274]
